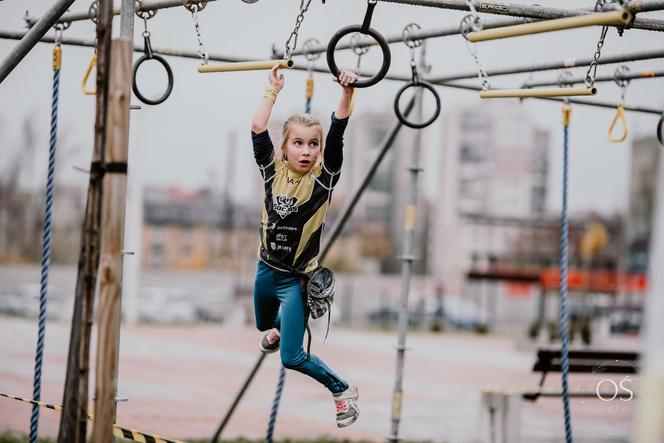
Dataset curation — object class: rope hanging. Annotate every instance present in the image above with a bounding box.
[265,365,287,443]
[559,103,574,443]
[29,36,62,443]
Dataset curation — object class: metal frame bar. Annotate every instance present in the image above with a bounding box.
[197,59,294,73]
[1,30,661,115]
[24,0,220,26]
[0,0,76,84]
[429,49,664,83]
[279,0,664,57]
[524,69,664,88]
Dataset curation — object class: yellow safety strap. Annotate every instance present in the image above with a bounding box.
[52,44,61,71]
[82,51,97,95]
[305,71,314,100]
[608,104,628,143]
[562,103,572,127]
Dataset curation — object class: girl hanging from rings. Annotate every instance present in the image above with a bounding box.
[250,63,359,428]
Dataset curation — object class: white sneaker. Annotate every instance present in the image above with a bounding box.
[260,329,280,354]
[333,385,359,428]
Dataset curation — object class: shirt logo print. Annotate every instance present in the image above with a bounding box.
[274,195,299,219]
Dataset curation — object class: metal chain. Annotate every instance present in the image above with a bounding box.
[459,0,489,90]
[187,2,209,65]
[403,23,423,84]
[283,0,313,59]
[464,39,490,90]
[584,25,609,88]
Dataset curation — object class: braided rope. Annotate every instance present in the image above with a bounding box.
[265,365,287,443]
[305,98,312,114]
[29,49,60,443]
[560,106,574,443]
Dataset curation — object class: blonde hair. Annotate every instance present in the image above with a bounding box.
[278,113,324,163]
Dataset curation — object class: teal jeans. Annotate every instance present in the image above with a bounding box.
[253,260,348,394]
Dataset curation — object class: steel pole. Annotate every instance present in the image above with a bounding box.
[524,69,664,88]
[0,0,76,84]
[284,14,664,59]
[633,143,664,443]
[319,97,415,261]
[389,43,426,443]
[24,0,219,26]
[1,30,661,115]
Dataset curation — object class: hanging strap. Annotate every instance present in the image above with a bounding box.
[30,39,61,443]
[559,103,574,443]
[608,104,628,143]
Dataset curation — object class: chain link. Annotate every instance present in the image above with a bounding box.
[188,3,209,64]
[283,0,313,59]
[584,25,608,88]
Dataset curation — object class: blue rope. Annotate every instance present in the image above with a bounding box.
[305,98,312,114]
[265,365,287,443]
[29,45,60,443]
[559,105,574,443]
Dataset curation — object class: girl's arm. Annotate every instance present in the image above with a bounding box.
[251,64,284,134]
[333,69,358,119]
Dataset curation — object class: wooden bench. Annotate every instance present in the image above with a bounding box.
[523,348,639,401]
[479,348,639,443]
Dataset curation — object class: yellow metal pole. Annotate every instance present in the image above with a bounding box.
[197,59,294,73]
[467,10,632,42]
[480,87,597,99]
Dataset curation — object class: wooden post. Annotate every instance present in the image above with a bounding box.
[91,37,133,443]
[57,1,113,442]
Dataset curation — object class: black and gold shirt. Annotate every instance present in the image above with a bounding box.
[251,113,349,273]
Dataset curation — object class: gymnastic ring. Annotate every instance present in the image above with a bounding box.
[657,113,664,146]
[132,53,174,105]
[393,81,441,129]
[326,25,391,88]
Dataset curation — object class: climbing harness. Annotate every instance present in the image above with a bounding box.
[29,25,63,443]
[559,90,574,443]
[302,38,321,114]
[326,0,391,88]
[608,65,629,143]
[393,23,441,129]
[283,0,313,60]
[132,0,174,105]
[183,0,209,66]
[460,0,490,91]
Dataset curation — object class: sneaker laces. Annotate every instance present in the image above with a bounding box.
[267,330,280,344]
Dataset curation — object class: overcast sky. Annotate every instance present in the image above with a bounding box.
[1,0,663,217]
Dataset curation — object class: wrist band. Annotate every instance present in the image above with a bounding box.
[264,86,278,103]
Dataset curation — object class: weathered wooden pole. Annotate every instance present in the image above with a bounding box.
[91,36,133,443]
[57,1,113,442]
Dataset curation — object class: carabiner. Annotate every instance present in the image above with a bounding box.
[82,51,97,95]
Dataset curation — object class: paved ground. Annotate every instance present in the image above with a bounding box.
[0,316,639,442]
